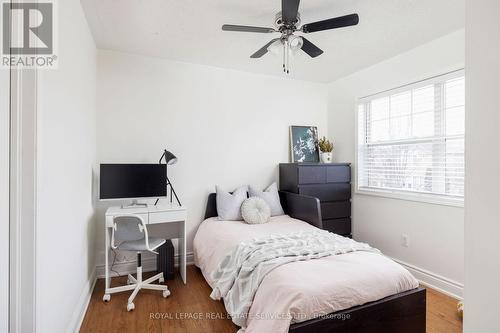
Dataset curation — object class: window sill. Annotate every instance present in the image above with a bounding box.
[355,188,464,208]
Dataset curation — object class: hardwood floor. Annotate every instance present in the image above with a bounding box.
[80,266,462,333]
[426,288,463,333]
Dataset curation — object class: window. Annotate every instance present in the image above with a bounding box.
[357,70,465,205]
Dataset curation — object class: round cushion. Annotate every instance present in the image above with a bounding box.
[241,197,271,224]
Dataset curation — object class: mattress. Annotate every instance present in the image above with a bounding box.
[193,215,419,333]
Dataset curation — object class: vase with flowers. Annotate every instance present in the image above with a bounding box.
[318,137,334,163]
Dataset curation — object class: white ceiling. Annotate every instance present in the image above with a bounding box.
[81,0,465,83]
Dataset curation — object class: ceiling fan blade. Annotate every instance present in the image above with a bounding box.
[222,24,275,33]
[250,38,281,58]
[302,13,359,33]
[282,0,300,23]
[301,37,323,58]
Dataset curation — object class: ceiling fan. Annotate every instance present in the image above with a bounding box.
[222,0,359,73]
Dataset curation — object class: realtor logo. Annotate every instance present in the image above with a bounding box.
[1,0,58,68]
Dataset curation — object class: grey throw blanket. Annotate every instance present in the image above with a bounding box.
[209,229,379,328]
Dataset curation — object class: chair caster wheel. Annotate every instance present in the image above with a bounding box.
[159,277,164,283]
[163,290,170,298]
[127,279,133,285]
[103,294,111,302]
[127,302,135,311]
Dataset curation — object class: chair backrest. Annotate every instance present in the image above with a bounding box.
[112,215,145,245]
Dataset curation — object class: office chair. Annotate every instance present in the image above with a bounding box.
[103,215,170,311]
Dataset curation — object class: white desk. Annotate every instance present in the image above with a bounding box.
[104,204,187,293]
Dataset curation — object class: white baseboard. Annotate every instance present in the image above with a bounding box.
[392,258,463,300]
[67,268,97,333]
[95,252,194,278]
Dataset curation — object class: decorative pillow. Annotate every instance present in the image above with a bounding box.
[241,197,271,224]
[248,182,285,216]
[216,185,248,221]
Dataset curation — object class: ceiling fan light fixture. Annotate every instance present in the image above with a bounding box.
[288,35,303,52]
[267,39,284,56]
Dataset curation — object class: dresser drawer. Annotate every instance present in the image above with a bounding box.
[298,184,351,201]
[321,201,351,219]
[149,210,187,224]
[298,166,326,184]
[326,166,351,183]
[323,218,351,236]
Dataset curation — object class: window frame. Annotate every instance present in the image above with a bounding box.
[354,69,465,207]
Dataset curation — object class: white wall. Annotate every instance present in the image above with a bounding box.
[327,30,465,298]
[464,1,500,331]
[0,40,9,333]
[36,1,97,332]
[95,50,328,266]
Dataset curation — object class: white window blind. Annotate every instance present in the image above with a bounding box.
[357,70,465,203]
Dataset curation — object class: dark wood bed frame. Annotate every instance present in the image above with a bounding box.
[204,191,426,333]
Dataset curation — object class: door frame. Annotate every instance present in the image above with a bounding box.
[7,0,38,332]
[9,68,37,333]
[0,20,10,333]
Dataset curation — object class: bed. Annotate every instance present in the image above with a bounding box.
[193,191,426,333]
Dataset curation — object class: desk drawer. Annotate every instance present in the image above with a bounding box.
[106,213,149,227]
[149,210,187,224]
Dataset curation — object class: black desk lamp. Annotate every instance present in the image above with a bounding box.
[157,150,181,206]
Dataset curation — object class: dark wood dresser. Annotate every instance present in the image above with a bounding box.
[279,163,352,237]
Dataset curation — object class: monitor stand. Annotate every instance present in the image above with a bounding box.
[121,199,148,209]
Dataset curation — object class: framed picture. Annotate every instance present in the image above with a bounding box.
[289,126,319,163]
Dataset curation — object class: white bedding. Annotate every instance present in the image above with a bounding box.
[193,215,419,333]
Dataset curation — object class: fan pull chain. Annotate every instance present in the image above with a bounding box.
[286,44,290,74]
[285,40,288,74]
[282,39,290,74]
[283,40,286,73]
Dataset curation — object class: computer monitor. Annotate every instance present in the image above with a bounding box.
[99,164,167,200]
